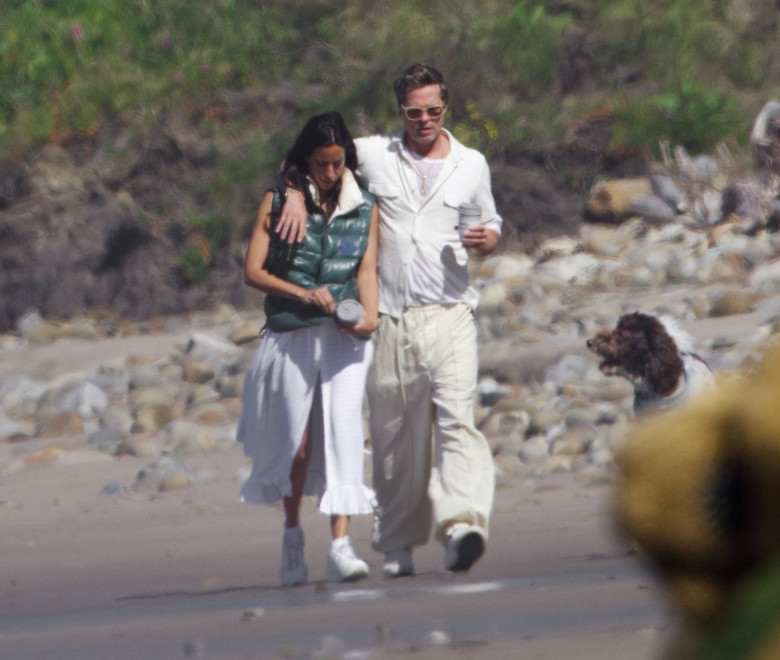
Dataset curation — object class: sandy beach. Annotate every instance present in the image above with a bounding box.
[0,313,686,659]
[1,274,778,658]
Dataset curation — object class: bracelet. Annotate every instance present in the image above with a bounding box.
[285,187,304,199]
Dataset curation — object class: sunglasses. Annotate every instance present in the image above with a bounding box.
[401,104,447,120]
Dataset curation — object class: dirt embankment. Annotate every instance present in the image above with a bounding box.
[0,86,631,334]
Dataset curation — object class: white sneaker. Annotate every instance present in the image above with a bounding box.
[444,524,485,572]
[279,526,308,587]
[326,537,369,583]
[383,547,414,578]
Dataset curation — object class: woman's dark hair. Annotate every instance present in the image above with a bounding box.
[393,62,448,107]
[281,111,357,209]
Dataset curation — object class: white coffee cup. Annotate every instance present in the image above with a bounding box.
[335,298,363,325]
[458,203,482,241]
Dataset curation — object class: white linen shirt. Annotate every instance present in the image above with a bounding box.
[355,129,502,318]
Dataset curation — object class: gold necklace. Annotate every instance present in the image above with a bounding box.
[409,156,436,196]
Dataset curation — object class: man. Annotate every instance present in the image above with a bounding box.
[278,63,501,576]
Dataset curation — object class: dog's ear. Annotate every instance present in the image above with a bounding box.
[641,318,684,394]
[616,313,652,352]
[645,350,684,395]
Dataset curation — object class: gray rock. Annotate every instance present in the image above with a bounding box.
[631,194,677,222]
[90,368,131,396]
[587,436,615,466]
[166,420,218,455]
[99,405,134,432]
[132,403,180,433]
[185,332,243,361]
[87,427,131,446]
[100,482,130,496]
[186,401,230,426]
[750,259,780,292]
[128,385,180,408]
[135,456,192,492]
[0,414,27,441]
[34,411,84,438]
[476,377,513,406]
[518,436,550,463]
[128,364,163,389]
[537,253,602,287]
[229,321,261,346]
[186,384,220,407]
[0,376,46,417]
[550,426,595,456]
[216,373,244,399]
[15,309,46,337]
[544,354,589,384]
[182,358,216,384]
[60,382,110,419]
[650,174,686,212]
[118,435,162,459]
[491,432,526,457]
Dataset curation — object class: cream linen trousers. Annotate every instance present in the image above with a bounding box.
[367,303,495,553]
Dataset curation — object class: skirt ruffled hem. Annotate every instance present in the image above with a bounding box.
[239,477,292,505]
[317,484,376,516]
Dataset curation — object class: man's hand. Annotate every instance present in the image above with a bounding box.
[462,225,499,257]
[277,191,308,243]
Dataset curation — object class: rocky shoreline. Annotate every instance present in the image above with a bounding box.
[4,185,780,495]
[5,104,780,490]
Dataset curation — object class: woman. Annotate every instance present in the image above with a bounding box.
[237,111,379,586]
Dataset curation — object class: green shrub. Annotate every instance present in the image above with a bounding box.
[0,0,297,156]
[611,82,739,156]
[187,211,231,251]
[175,245,210,284]
[1,0,778,206]
[487,0,571,99]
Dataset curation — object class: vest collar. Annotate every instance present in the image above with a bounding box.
[305,169,364,219]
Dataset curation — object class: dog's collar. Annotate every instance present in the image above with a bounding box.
[634,355,694,416]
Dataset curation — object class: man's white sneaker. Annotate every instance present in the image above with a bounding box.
[444,524,485,572]
[326,537,369,583]
[382,547,414,578]
[279,526,308,587]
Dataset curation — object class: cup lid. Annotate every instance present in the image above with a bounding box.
[335,299,363,323]
[458,202,482,215]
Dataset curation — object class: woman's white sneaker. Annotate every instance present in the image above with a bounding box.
[279,526,308,587]
[326,537,369,583]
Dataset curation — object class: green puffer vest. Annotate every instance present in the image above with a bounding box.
[263,186,374,332]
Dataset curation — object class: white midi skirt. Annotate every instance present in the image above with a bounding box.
[237,322,375,515]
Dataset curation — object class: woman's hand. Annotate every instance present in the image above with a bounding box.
[301,287,335,315]
[339,311,378,338]
[277,192,308,243]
